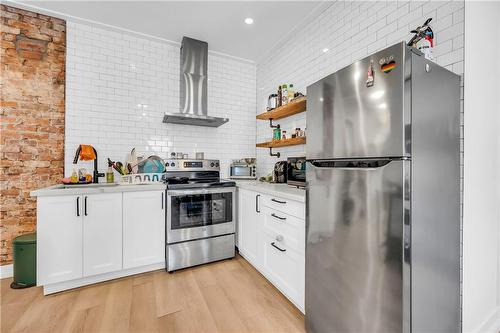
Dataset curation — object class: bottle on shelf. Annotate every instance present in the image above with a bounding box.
[282,84,288,105]
[277,85,283,107]
[273,125,281,141]
[288,84,295,102]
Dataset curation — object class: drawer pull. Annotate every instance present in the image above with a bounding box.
[271,213,286,221]
[271,198,286,204]
[271,242,286,252]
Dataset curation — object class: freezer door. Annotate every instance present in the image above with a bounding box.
[305,159,410,333]
[306,42,410,160]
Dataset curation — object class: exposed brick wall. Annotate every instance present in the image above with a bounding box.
[0,5,65,265]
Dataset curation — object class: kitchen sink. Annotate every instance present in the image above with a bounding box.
[60,183,120,189]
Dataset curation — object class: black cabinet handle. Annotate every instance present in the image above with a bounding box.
[84,196,88,216]
[271,213,286,221]
[76,197,80,217]
[256,194,261,213]
[271,242,286,252]
[161,192,164,210]
[271,198,286,204]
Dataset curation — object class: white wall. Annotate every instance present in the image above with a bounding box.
[65,21,257,179]
[256,0,464,176]
[463,2,500,332]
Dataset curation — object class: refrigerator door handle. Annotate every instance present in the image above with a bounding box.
[308,159,394,169]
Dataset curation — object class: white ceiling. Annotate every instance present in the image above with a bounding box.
[15,1,323,62]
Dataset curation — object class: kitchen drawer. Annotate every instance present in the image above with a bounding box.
[260,229,304,310]
[262,195,304,219]
[262,206,304,254]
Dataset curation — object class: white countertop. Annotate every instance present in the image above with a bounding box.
[235,180,306,203]
[31,183,166,197]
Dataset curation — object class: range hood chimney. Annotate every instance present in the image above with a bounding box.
[163,37,228,127]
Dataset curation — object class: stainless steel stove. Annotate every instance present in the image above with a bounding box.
[163,159,235,272]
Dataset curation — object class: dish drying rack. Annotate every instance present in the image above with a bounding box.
[115,154,166,185]
[121,173,165,185]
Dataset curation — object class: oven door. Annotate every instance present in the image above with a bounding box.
[166,187,235,243]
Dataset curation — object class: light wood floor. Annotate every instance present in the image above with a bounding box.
[0,254,305,333]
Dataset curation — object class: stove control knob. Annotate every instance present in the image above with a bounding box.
[171,162,175,167]
[210,162,215,167]
[165,162,170,167]
[215,162,219,167]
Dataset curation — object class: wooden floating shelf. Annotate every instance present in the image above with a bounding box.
[256,137,306,148]
[256,97,306,121]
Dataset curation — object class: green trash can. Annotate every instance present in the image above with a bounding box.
[10,233,36,289]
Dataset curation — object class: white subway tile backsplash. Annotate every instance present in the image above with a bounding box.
[65,21,257,179]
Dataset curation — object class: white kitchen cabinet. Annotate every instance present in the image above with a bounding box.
[260,223,305,310]
[82,193,123,276]
[236,186,306,312]
[37,195,83,285]
[123,190,165,269]
[237,188,262,268]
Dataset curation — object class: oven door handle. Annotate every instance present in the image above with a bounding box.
[167,187,235,197]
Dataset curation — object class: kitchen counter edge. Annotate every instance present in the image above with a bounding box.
[235,181,305,203]
[30,183,167,197]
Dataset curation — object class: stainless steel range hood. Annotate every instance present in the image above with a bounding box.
[163,37,228,127]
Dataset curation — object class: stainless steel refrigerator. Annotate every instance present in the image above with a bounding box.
[305,42,460,333]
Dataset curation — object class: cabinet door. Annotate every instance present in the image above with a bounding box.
[37,195,83,285]
[238,189,261,267]
[123,190,165,269]
[261,229,305,310]
[82,193,122,276]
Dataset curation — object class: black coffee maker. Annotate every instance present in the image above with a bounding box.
[273,161,288,183]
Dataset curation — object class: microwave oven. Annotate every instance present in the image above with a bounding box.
[287,157,306,187]
[229,160,256,180]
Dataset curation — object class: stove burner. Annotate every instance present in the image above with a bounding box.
[163,161,235,190]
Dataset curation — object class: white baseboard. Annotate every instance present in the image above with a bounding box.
[0,264,13,279]
[42,262,165,295]
[473,306,500,333]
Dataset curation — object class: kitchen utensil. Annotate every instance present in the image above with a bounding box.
[243,158,256,164]
[130,148,138,173]
[195,152,204,160]
[115,161,126,175]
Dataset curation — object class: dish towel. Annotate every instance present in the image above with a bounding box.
[78,145,96,161]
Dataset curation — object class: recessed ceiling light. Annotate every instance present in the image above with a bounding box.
[244,18,254,25]
[322,48,329,53]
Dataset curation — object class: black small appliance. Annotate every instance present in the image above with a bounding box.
[287,157,306,187]
[273,161,288,183]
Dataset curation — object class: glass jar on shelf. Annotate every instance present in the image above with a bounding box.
[273,125,281,141]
